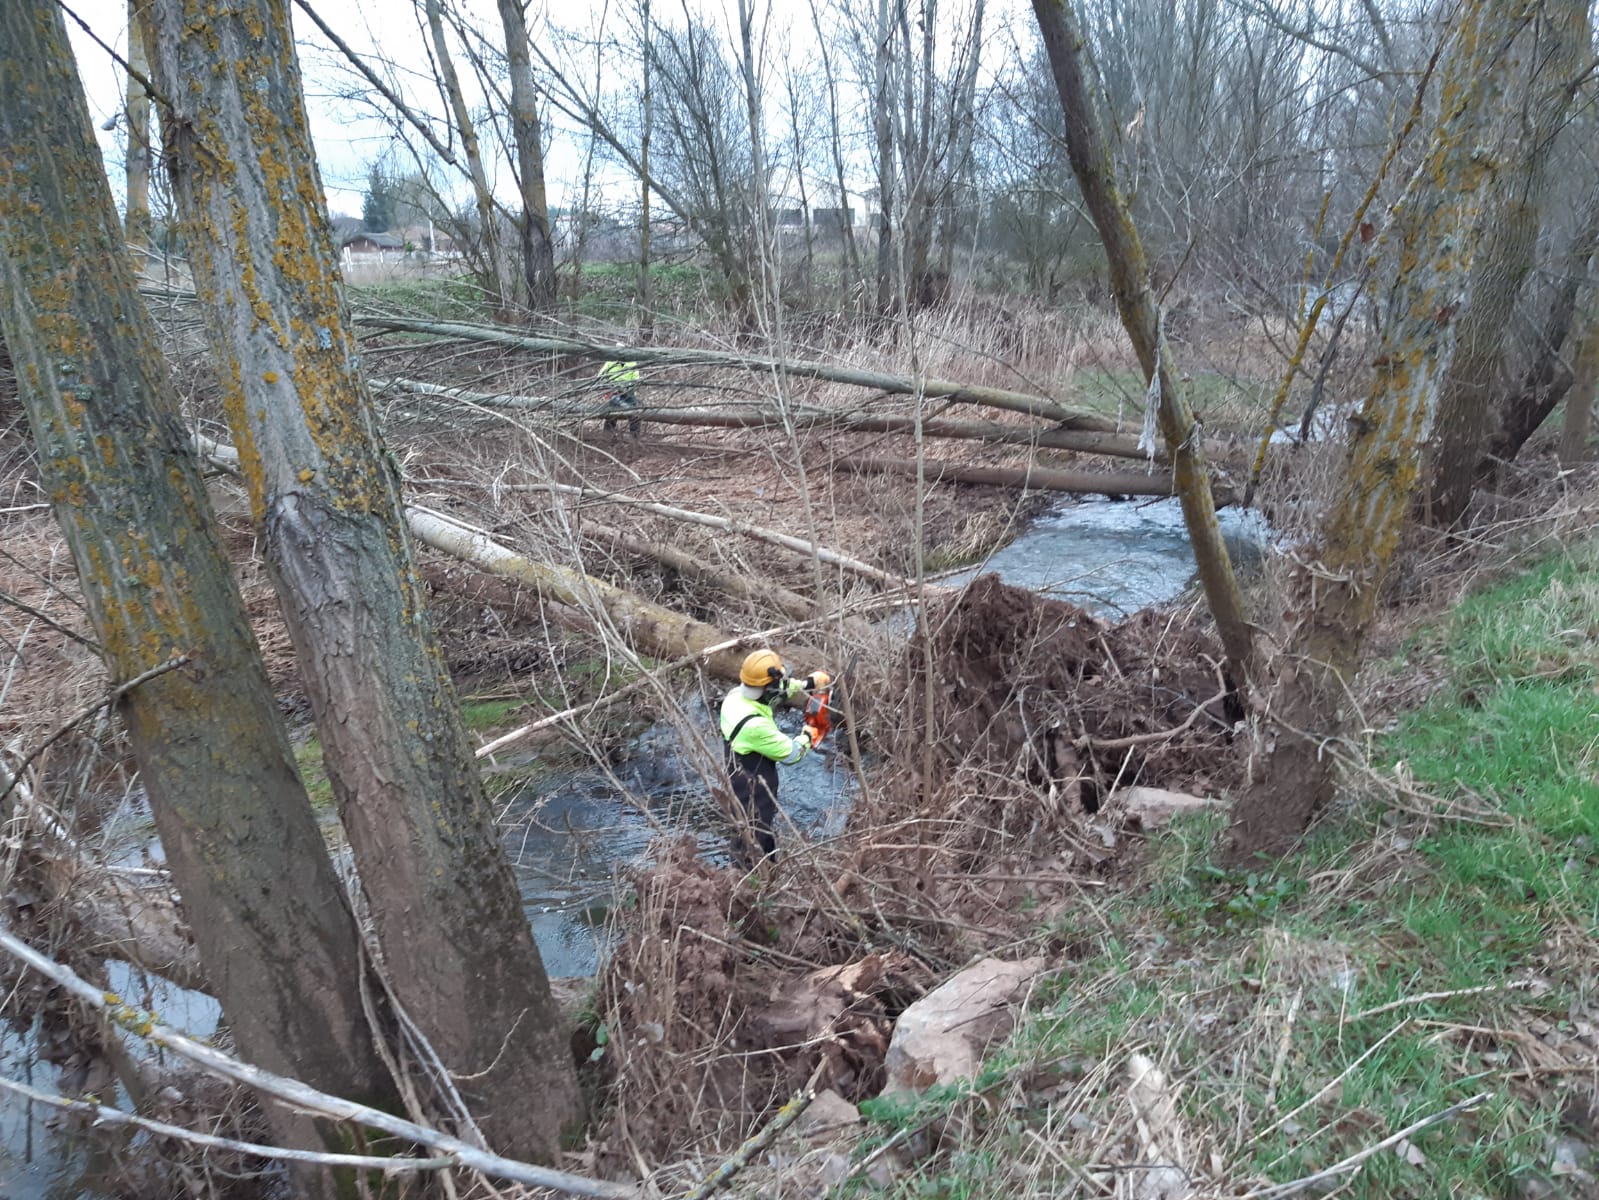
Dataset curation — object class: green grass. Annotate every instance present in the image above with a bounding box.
[1068,367,1273,433]
[346,275,491,321]
[292,738,335,810]
[848,544,1599,1199]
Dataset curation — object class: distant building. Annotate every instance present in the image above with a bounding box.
[341,230,407,258]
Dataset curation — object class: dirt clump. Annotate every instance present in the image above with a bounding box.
[868,573,1239,853]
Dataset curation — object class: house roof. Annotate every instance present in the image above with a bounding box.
[342,230,406,249]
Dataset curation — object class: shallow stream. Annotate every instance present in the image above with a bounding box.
[505,495,1265,977]
[1,494,1264,1198]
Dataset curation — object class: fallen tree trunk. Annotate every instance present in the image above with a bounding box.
[839,455,1234,503]
[583,520,817,621]
[357,317,1120,431]
[421,508,769,682]
[474,478,929,594]
[374,376,1156,461]
[198,436,766,682]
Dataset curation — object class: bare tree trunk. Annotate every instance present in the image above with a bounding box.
[582,520,817,621]
[1558,302,1599,467]
[497,0,557,310]
[147,0,580,1159]
[1228,0,1527,861]
[358,315,1122,427]
[124,0,153,253]
[374,373,1158,458]
[838,455,1229,500]
[404,508,793,680]
[873,0,896,314]
[638,0,654,336]
[809,0,861,284]
[1424,0,1586,527]
[1486,184,1599,464]
[1031,0,1256,691]
[425,0,511,314]
[0,1,396,1174]
[938,0,984,284]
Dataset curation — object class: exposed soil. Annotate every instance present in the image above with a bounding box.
[589,572,1245,1167]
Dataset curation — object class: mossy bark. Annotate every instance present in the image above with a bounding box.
[0,0,395,1168]
[1423,0,1586,527]
[1228,0,1529,859]
[145,0,580,1159]
[1031,0,1256,691]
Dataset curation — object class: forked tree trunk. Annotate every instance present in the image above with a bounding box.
[1228,0,1529,860]
[1424,0,1587,527]
[147,0,581,1159]
[497,0,558,310]
[0,0,395,1173]
[1485,184,1599,465]
[1031,0,1256,692]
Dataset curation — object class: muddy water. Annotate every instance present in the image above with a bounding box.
[507,495,1267,978]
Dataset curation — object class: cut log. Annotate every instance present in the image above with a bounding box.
[838,455,1236,503]
[357,318,1120,431]
[373,376,1156,461]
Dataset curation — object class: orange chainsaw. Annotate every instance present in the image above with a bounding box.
[801,653,856,748]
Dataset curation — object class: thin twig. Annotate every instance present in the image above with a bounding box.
[1352,981,1529,1021]
[0,587,100,652]
[1243,1092,1492,1198]
[0,1076,456,1173]
[1075,685,1228,751]
[679,1060,827,1199]
[0,655,189,807]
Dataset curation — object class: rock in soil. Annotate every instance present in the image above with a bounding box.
[882,956,1045,1094]
[1104,785,1222,830]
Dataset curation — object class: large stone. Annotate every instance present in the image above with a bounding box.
[882,956,1045,1094]
[794,1089,861,1141]
[1105,785,1220,830]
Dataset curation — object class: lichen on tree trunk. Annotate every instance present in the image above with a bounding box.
[0,0,396,1169]
[1030,0,1256,693]
[146,0,581,1159]
[1228,0,1531,860]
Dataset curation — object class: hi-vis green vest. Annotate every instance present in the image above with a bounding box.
[600,360,640,387]
[720,684,809,764]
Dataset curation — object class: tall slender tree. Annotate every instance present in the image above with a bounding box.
[124,0,153,252]
[0,0,396,1172]
[145,0,582,1159]
[1031,0,1257,692]
[496,0,558,309]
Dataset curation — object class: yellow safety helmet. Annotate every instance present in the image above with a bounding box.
[740,649,787,689]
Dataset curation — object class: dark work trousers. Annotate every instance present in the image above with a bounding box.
[726,747,780,866]
[603,388,641,436]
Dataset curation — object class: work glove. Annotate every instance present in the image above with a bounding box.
[803,670,831,691]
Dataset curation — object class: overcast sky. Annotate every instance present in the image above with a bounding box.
[63,0,1015,223]
[63,0,624,219]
